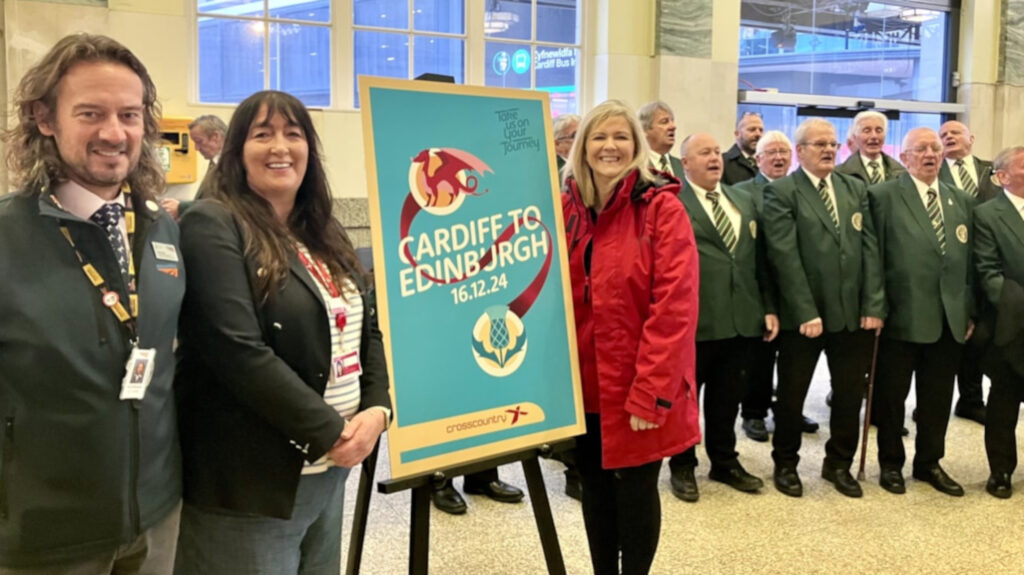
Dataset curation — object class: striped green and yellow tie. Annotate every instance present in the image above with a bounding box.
[818,179,840,229]
[926,188,946,255]
[706,190,738,253]
[955,159,978,197]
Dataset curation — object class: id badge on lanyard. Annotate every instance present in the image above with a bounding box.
[329,300,362,384]
[120,346,156,400]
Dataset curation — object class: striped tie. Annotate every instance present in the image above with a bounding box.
[818,179,839,229]
[926,189,946,255]
[955,159,978,197]
[660,155,670,173]
[706,190,738,253]
[868,160,882,184]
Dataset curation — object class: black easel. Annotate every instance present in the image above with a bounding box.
[345,440,575,575]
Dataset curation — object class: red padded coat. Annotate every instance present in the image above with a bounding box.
[563,169,701,469]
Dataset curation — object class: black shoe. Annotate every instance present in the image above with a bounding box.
[912,465,964,497]
[821,465,863,498]
[431,482,467,515]
[742,418,769,442]
[463,480,524,503]
[670,467,699,502]
[879,468,906,494]
[709,464,764,492]
[564,472,582,502]
[986,473,1013,499]
[801,415,819,433]
[954,402,986,425]
[773,466,803,497]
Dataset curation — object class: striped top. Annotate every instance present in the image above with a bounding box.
[296,244,363,474]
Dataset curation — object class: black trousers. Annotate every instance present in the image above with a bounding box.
[956,337,987,407]
[985,362,1024,475]
[669,337,755,470]
[772,329,874,469]
[577,413,661,575]
[742,338,778,420]
[874,326,962,471]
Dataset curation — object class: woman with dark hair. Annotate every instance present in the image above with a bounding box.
[173,91,390,573]
[561,99,700,575]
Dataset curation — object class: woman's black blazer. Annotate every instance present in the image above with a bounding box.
[174,201,390,519]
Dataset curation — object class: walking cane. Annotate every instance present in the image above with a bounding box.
[857,330,881,481]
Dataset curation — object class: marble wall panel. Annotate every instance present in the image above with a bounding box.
[657,0,713,59]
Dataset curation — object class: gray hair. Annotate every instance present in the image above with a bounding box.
[637,101,673,131]
[993,146,1024,172]
[189,114,228,137]
[794,118,835,145]
[756,130,792,155]
[552,114,580,140]
[847,110,888,141]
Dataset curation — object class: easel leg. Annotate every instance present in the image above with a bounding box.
[409,483,431,575]
[522,457,566,575]
[345,447,377,575]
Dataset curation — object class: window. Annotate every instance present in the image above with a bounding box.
[484,0,581,116]
[197,0,332,107]
[739,1,952,102]
[195,0,583,111]
[352,0,466,107]
[736,1,960,160]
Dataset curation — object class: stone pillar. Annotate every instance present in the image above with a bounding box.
[957,0,1023,159]
[653,0,740,154]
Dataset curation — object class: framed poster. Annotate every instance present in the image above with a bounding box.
[360,77,583,480]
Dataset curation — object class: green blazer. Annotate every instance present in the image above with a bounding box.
[938,156,1002,203]
[868,173,973,343]
[731,171,779,316]
[974,192,1024,307]
[677,180,768,341]
[733,172,770,213]
[648,155,684,179]
[763,169,885,332]
[836,152,905,185]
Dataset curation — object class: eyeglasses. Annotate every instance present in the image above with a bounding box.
[802,141,840,150]
[556,132,576,143]
[761,148,791,158]
[908,145,943,154]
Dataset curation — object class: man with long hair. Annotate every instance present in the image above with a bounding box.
[0,34,184,572]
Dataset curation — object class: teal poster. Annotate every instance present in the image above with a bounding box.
[360,77,584,480]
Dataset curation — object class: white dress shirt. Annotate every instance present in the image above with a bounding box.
[687,178,741,235]
[1005,189,1024,223]
[860,153,886,180]
[800,168,839,218]
[945,155,979,190]
[648,150,675,175]
[909,174,944,219]
[54,180,130,255]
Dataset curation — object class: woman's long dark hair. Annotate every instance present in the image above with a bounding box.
[210,90,365,302]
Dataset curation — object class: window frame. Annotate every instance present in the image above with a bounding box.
[736,0,962,123]
[190,0,586,112]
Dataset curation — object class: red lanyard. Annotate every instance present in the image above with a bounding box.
[295,247,339,298]
[294,246,348,332]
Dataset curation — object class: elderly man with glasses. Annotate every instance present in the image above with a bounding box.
[762,118,885,499]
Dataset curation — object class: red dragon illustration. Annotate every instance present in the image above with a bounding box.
[412,148,492,208]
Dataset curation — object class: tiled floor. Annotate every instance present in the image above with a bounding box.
[341,360,1024,574]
